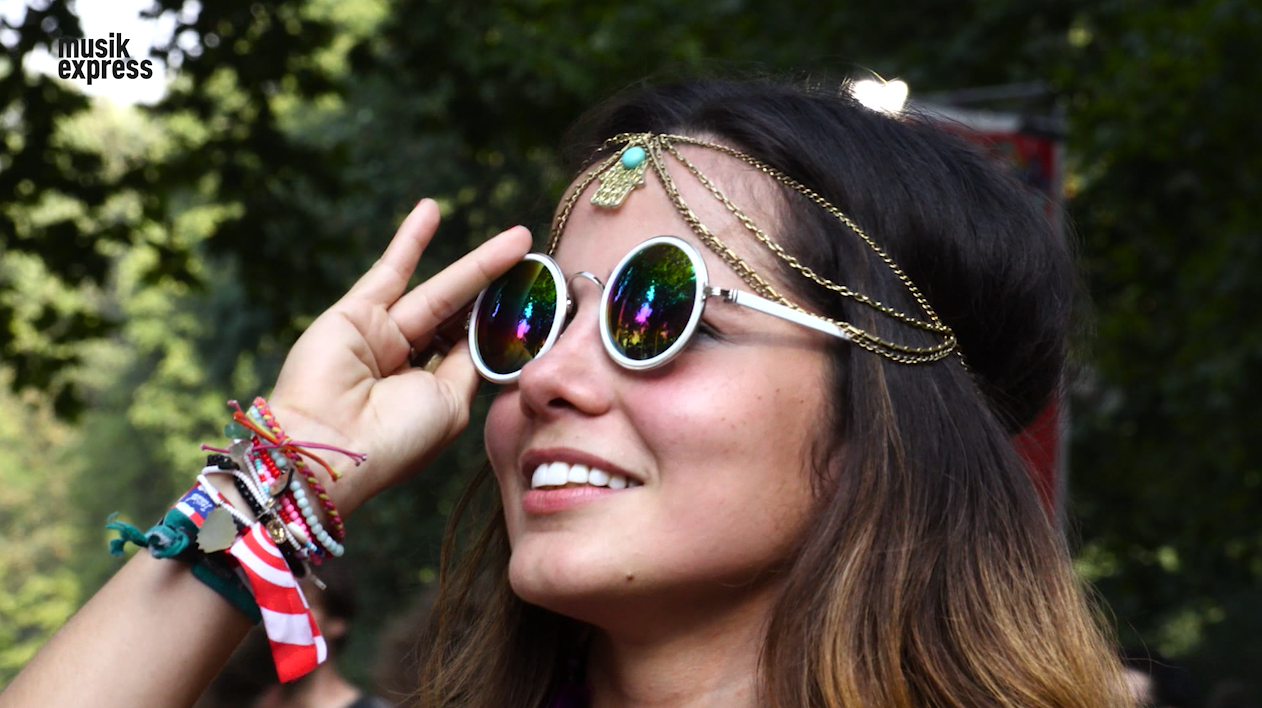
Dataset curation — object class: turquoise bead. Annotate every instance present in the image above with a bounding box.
[224,422,250,440]
[621,146,646,169]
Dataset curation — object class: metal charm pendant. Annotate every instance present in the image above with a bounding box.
[265,516,289,547]
[591,145,648,208]
[197,507,238,553]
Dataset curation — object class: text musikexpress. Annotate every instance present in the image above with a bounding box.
[58,33,155,85]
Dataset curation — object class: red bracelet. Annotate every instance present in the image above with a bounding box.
[251,445,318,553]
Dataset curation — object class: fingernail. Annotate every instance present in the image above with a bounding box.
[416,198,431,209]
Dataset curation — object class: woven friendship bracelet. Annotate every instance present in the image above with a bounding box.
[249,398,349,542]
[243,403,347,556]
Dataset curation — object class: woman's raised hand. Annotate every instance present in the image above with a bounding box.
[0,200,530,708]
[266,199,531,516]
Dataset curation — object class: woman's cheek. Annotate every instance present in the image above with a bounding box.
[626,356,733,430]
[485,392,526,535]
[484,391,520,465]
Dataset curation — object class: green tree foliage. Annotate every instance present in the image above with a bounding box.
[1063,0,1262,686]
[2,0,1259,698]
[0,371,79,681]
[1,3,108,418]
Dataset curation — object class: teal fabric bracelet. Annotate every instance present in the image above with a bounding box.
[190,558,263,624]
[105,509,196,560]
[105,507,262,624]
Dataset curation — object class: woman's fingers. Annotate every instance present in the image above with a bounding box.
[389,225,532,343]
[344,199,443,305]
[432,338,481,411]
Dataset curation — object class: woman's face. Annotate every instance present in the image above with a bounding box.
[484,147,831,633]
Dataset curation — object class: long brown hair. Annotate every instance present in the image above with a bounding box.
[410,78,1130,708]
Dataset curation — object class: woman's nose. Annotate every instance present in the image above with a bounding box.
[516,283,615,420]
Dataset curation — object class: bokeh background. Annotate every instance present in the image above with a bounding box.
[1,0,1259,703]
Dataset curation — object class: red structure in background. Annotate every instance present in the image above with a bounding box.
[1014,403,1062,515]
[918,103,1067,521]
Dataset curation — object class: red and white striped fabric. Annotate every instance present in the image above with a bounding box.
[228,523,327,682]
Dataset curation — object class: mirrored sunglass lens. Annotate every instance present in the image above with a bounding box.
[475,260,558,375]
[606,243,697,361]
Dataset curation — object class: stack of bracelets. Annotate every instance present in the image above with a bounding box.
[104,397,366,682]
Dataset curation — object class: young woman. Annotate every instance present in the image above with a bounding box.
[0,79,1129,708]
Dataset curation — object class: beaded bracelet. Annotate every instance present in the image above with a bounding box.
[229,399,356,544]
[192,445,313,584]
[247,441,344,559]
[250,445,325,561]
[240,400,355,557]
[243,421,342,559]
[227,472,311,576]
[288,476,345,557]
[208,400,362,559]
[250,398,349,542]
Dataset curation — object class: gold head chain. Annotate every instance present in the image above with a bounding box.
[546,132,959,365]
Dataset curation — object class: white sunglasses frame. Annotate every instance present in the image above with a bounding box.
[468,235,850,383]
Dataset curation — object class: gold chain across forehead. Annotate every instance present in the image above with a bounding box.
[547,133,958,364]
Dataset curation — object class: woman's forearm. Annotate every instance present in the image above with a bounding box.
[0,552,252,708]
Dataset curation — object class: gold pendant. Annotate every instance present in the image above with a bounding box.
[265,517,289,546]
[591,145,648,208]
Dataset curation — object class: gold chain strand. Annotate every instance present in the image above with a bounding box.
[572,133,955,362]
[662,134,950,333]
[665,135,956,359]
[646,137,943,355]
[552,135,782,306]
[547,149,622,253]
[644,137,785,302]
[661,139,951,338]
[651,136,955,358]
[619,135,875,346]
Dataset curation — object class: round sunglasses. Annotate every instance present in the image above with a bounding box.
[468,235,851,383]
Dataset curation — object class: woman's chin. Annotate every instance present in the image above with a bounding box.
[507,543,648,617]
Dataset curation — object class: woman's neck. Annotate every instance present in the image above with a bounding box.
[583,583,776,708]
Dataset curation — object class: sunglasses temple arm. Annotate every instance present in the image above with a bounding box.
[711,287,851,341]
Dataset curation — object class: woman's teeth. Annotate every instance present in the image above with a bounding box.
[530,461,643,490]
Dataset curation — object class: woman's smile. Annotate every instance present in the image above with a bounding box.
[519,449,645,514]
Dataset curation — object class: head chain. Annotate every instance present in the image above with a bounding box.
[547,133,959,364]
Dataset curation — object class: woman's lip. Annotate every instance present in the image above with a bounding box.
[519,446,642,487]
[522,486,631,514]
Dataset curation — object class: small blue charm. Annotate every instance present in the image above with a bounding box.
[621,146,646,170]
